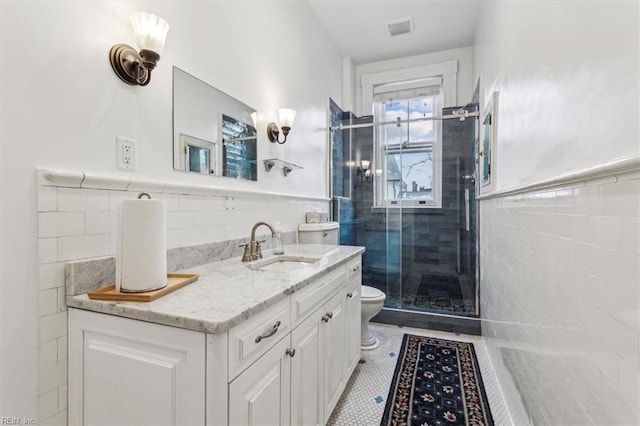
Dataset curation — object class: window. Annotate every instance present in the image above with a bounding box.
[373,82,443,208]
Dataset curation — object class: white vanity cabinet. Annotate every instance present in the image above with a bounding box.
[321,289,347,421]
[290,308,324,425]
[344,257,362,377]
[227,296,292,426]
[68,254,362,426]
[288,265,350,426]
[229,336,292,426]
[68,309,206,426]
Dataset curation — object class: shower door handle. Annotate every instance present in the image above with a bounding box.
[464,189,470,232]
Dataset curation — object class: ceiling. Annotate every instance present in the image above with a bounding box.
[307,0,481,64]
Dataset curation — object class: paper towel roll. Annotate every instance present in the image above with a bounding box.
[116,197,167,293]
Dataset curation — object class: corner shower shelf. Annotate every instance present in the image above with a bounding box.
[263,158,303,176]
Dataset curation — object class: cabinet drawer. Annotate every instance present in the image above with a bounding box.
[291,267,347,327]
[228,297,290,380]
[346,273,361,296]
[347,257,362,280]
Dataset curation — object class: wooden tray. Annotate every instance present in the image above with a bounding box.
[88,273,199,302]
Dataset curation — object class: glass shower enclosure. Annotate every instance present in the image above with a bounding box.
[330,96,480,334]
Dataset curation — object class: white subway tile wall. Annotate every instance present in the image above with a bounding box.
[36,184,329,423]
[480,176,640,425]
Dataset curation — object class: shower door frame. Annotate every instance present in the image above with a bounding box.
[332,108,482,335]
[377,109,481,335]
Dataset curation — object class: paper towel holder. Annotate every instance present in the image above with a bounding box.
[117,191,167,293]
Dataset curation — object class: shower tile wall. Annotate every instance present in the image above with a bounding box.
[480,174,640,425]
[330,102,356,246]
[349,115,383,282]
[330,99,349,199]
[334,197,356,246]
[348,109,477,311]
[36,184,328,424]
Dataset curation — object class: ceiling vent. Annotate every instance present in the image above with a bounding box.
[386,17,413,37]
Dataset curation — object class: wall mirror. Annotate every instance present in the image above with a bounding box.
[173,66,258,181]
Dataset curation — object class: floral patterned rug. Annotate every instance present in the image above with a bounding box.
[380,335,494,426]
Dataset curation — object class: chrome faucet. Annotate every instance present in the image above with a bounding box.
[242,221,277,262]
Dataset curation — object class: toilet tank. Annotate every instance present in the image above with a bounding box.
[298,222,340,245]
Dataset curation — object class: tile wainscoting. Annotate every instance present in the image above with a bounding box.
[479,156,640,425]
[36,169,329,424]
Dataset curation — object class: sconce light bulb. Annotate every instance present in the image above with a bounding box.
[278,108,297,128]
[130,12,170,55]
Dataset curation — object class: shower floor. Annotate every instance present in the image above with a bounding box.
[374,272,477,316]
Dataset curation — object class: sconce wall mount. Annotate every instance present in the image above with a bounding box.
[357,160,372,183]
[267,108,296,144]
[109,12,169,87]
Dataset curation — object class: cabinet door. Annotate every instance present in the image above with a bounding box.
[345,275,362,376]
[290,309,324,426]
[68,308,205,426]
[322,290,346,423]
[229,336,291,426]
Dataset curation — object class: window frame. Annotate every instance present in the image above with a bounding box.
[360,60,458,210]
[373,87,443,209]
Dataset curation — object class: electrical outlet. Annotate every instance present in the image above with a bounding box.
[116,136,136,171]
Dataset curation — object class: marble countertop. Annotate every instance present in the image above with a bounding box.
[66,244,364,334]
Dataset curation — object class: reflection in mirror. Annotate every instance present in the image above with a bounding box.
[221,114,257,180]
[182,134,216,175]
[173,66,258,181]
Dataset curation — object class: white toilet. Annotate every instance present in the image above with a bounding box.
[298,221,387,351]
[360,285,386,350]
[297,222,340,244]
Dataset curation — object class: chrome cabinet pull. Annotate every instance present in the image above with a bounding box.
[352,265,360,272]
[346,292,353,298]
[327,312,333,319]
[255,320,281,343]
[322,314,330,323]
[286,348,296,357]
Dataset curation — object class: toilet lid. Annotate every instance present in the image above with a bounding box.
[361,285,384,299]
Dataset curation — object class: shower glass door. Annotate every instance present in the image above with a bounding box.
[330,97,478,319]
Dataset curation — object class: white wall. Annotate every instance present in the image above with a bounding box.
[474,0,639,191]
[352,46,474,116]
[474,1,639,424]
[1,1,341,422]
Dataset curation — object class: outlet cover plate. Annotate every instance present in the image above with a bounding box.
[116,136,136,171]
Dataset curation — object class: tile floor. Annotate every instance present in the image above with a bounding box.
[328,323,512,426]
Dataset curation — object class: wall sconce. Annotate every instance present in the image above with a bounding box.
[267,108,297,144]
[357,160,372,182]
[109,12,170,86]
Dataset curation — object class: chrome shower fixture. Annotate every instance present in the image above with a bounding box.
[452,108,467,121]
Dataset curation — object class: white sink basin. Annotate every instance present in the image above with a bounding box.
[248,256,321,272]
